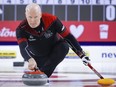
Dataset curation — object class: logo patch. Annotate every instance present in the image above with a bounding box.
[44,30,53,38]
[28,35,36,41]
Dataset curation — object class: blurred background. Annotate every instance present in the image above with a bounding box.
[0,0,116,74]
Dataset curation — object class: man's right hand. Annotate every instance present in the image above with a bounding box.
[28,58,37,70]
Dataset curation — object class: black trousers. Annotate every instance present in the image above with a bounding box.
[32,41,69,77]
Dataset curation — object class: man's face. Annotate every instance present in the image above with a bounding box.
[26,10,41,28]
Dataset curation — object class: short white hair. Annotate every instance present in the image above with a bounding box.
[25,3,41,13]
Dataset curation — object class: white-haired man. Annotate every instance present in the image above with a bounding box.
[16,3,90,77]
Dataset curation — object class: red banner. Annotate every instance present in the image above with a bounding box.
[0,21,116,42]
[63,21,116,42]
[0,21,20,41]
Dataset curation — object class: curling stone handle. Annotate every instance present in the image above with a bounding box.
[34,67,39,71]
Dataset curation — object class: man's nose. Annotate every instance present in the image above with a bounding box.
[31,18,35,22]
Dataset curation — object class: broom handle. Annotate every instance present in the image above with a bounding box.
[66,40,104,79]
[87,63,104,79]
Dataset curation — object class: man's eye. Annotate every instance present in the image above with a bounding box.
[29,16,32,18]
[34,16,38,19]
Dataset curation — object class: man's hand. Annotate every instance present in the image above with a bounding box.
[28,58,37,70]
[81,56,90,66]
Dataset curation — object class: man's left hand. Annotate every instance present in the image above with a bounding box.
[81,56,90,66]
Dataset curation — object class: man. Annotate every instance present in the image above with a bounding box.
[16,3,90,77]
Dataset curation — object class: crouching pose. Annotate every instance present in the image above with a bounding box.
[16,3,90,77]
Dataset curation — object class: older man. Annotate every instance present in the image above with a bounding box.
[16,3,90,77]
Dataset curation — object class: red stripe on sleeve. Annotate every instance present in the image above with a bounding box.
[17,38,27,44]
[60,28,70,37]
[42,13,57,31]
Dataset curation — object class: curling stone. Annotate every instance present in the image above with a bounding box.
[22,69,48,86]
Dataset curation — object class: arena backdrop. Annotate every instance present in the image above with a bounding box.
[0,0,116,42]
[0,0,116,71]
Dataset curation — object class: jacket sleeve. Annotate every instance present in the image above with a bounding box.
[16,28,32,61]
[53,18,85,58]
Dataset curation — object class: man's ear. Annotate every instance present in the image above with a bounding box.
[25,12,27,18]
[40,13,42,18]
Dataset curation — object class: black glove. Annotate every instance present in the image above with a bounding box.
[81,56,90,66]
